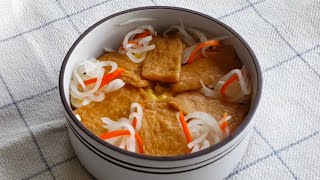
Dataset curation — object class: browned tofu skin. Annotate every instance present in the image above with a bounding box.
[140,101,189,156]
[99,52,150,88]
[74,85,145,136]
[142,36,183,82]
[206,46,241,69]
[171,46,241,93]
[169,91,249,132]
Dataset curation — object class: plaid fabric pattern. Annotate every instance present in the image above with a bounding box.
[0,0,319,179]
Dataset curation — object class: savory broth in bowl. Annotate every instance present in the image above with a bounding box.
[69,21,251,156]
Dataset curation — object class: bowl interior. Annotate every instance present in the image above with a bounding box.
[61,7,261,157]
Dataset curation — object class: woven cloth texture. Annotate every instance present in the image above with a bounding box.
[0,0,319,179]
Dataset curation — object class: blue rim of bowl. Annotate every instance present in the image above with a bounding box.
[59,6,262,166]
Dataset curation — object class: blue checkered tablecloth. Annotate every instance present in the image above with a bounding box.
[0,0,319,179]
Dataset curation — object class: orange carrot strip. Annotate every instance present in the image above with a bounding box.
[220,74,239,98]
[134,30,150,39]
[83,68,126,88]
[82,77,98,86]
[220,121,228,133]
[135,133,144,154]
[128,41,139,45]
[187,40,220,64]
[132,117,137,129]
[100,130,144,154]
[99,130,130,139]
[220,113,228,133]
[179,111,193,143]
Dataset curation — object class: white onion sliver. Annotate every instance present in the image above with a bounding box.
[88,91,105,102]
[188,119,207,128]
[101,102,145,152]
[70,68,104,98]
[215,69,250,95]
[119,18,156,26]
[129,102,143,131]
[104,47,115,52]
[182,44,197,64]
[98,61,118,74]
[178,17,184,28]
[188,133,208,149]
[75,114,81,121]
[163,25,196,46]
[185,111,224,138]
[70,58,125,108]
[187,27,208,57]
[187,27,207,42]
[201,140,210,150]
[176,112,182,127]
[103,79,125,94]
[102,117,116,125]
[73,72,86,90]
[126,44,155,54]
[138,35,153,46]
[136,25,155,35]
[127,135,136,152]
[200,80,216,97]
[191,144,200,153]
[128,112,138,124]
[125,43,140,49]
[219,116,232,125]
[69,85,86,99]
[119,136,127,149]
[105,136,121,144]
[123,29,145,48]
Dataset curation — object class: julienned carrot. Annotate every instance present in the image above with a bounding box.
[187,40,220,64]
[134,30,150,39]
[132,117,137,129]
[99,130,130,139]
[220,113,228,133]
[179,111,193,143]
[83,68,126,88]
[99,130,144,154]
[128,41,139,45]
[135,133,144,154]
[220,74,239,98]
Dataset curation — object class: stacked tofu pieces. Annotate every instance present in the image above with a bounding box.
[74,35,249,156]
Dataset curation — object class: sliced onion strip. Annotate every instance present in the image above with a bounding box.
[200,80,216,97]
[187,27,208,57]
[163,25,196,46]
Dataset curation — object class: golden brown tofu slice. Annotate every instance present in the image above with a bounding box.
[142,36,183,83]
[74,85,145,136]
[171,46,241,93]
[169,91,249,132]
[99,52,150,88]
[140,101,189,156]
[206,46,241,68]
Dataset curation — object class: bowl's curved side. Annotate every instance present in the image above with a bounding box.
[59,6,262,179]
[66,117,254,180]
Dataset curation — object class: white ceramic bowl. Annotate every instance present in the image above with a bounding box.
[59,6,262,180]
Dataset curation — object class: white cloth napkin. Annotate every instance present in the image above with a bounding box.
[0,0,319,179]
